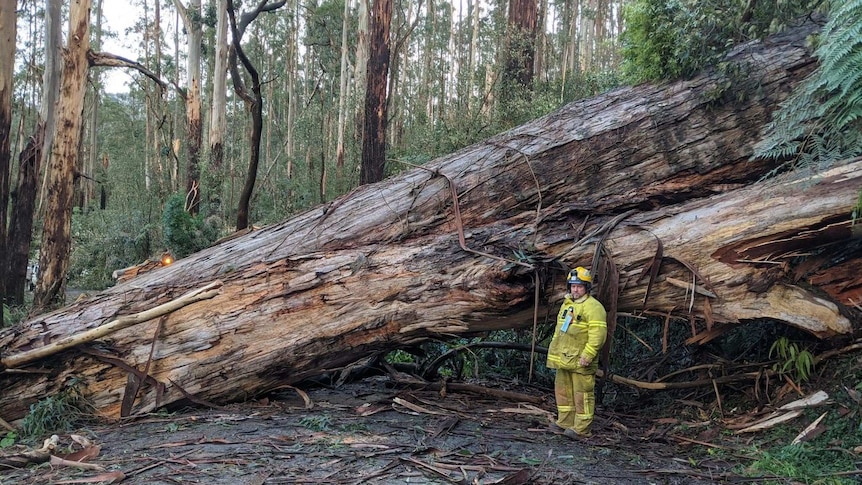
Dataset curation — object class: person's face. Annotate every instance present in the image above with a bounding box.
[570,283,587,298]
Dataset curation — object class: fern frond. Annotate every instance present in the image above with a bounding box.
[754,2,862,168]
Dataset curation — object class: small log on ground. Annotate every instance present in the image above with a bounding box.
[1,19,858,423]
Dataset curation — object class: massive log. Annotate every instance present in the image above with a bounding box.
[1,20,859,423]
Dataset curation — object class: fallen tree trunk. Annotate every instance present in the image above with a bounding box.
[1,19,858,423]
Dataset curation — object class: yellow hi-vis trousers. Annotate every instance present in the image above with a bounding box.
[554,368,596,436]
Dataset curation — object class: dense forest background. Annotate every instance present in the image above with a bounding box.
[1,0,858,314]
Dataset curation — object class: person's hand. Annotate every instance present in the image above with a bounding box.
[578,356,591,367]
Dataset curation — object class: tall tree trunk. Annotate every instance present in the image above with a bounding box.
[535,0,546,80]
[146,0,166,195]
[172,0,203,215]
[421,0,435,121]
[360,0,392,185]
[171,9,181,194]
[502,0,538,106]
[0,0,16,312]
[594,0,607,69]
[580,0,595,71]
[467,0,479,114]
[136,0,167,195]
[209,0,229,214]
[82,0,103,211]
[354,0,369,130]
[34,0,92,311]
[4,0,63,306]
[320,107,328,202]
[285,0,298,210]
[144,0,153,192]
[335,0,351,171]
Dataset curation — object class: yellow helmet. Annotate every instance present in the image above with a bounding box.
[567,266,592,285]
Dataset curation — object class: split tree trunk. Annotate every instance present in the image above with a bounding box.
[1,20,858,424]
[5,0,63,306]
[34,0,92,311]
[172,0,203,215]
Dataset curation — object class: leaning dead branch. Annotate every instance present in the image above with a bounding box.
[0,281,222,371]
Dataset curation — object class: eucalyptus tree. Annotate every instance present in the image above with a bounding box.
[142,0,169,196]
[360,0,392,184]
[466,0,480,112]
[172,0,204,215]
[354,0,369,111]
[209,0,228,215]
[285,0,299,208]
[335,0,351,171]
[81,0,105,210]
[0,0,15,312]
[4,0,62,307]
[35,0,92,310]
[501,0,538,113]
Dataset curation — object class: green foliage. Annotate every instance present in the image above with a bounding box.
[1,304,29,328]
[300,414,332,431]
[755,1,862,170]
[744,443,859,484]
[69,208,157,290]
[0,431,17,448]
[161,193,221,259]
[620,0,688,82]
[409,331,553,384]
[384,349,416,364]
[20,379,93,440]
[769,337,814,383]
[620,0,821,84]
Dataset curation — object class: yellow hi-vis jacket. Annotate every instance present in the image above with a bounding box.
[546,294,607,372]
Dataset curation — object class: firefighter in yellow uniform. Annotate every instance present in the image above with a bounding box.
[546,267,607,438]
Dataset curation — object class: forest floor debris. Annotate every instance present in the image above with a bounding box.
[1,376,733,484]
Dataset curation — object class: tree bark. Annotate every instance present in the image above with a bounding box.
[209,0,228,214]
[172,0,203,215]
[335,0,350,171]
[6,127,44,305]
[2,20,857,424]
[0,0,16,311]
[354,0,369,114]
[504,0,537,90]
[360,0,392,185]
[34,0,92,311]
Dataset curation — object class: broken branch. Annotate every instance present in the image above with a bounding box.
[0,281,223,370]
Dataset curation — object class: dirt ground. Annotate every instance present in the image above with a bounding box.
[1,376,727,485]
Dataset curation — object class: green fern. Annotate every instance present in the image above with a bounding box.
[755,1,862,168]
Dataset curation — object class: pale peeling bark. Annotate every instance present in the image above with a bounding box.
[1,20,856,424]
[34,0,92,310]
